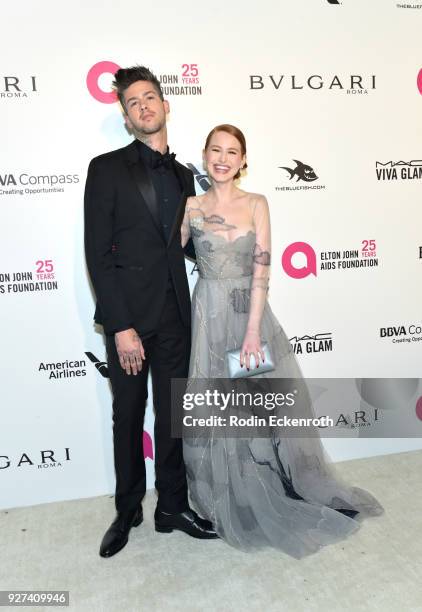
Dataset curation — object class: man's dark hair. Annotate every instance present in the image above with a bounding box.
[112,65,164,111]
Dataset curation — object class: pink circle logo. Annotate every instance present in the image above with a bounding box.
[417,69,422,95]
[416,397,422,421]
[143,431,154,460]
[86,61,121,103]
[282,242,317,279]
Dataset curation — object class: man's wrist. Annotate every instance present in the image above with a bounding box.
[114,326,135,335]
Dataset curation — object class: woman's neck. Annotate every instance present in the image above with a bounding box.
[208,180,240,204]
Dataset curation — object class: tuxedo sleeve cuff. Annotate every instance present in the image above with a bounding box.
[111,324,135,334]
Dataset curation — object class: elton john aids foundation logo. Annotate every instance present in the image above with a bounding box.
[282,243,317,279]
[282,241,379,278]
[86,61,120,103]
[416,397,422,421]
[87,61,203,103]
[418,69,422,95]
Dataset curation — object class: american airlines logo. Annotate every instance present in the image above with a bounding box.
[186,163,210,193]
[85,351,108,377]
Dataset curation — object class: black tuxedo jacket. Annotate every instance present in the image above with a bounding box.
[84,140,195,336]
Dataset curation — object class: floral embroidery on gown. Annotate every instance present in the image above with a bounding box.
[182,193,383,558]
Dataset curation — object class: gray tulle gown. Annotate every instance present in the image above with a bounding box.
[182,195,383,558]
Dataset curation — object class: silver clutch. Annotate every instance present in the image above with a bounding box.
[225,342,275,379]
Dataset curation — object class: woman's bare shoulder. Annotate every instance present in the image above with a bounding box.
[248,192,268,201]
[243,192,269,215]
[186,194,205,208]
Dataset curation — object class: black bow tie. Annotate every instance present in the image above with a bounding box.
[151,150,176,170]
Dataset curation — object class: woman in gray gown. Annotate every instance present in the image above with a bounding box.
[181,124,383,558]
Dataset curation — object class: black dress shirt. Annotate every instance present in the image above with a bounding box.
[135,139,182,243]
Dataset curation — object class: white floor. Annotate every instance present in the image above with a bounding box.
[1,450,422,612]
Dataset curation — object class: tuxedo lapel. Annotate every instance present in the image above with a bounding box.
[167,162,187,246]
[123,142,166,242]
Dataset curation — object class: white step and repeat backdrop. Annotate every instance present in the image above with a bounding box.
[1,0,422,509]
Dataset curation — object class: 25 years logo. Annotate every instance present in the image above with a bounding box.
[0,260,58,295]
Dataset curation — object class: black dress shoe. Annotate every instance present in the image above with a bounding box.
[99,507,143,558]
[154,508,218,539]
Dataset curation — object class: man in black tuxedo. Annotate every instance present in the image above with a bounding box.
[84,65,216,558]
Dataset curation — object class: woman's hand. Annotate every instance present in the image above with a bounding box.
[240,329,265,371]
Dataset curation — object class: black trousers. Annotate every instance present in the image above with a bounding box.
[106,287,190,514]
